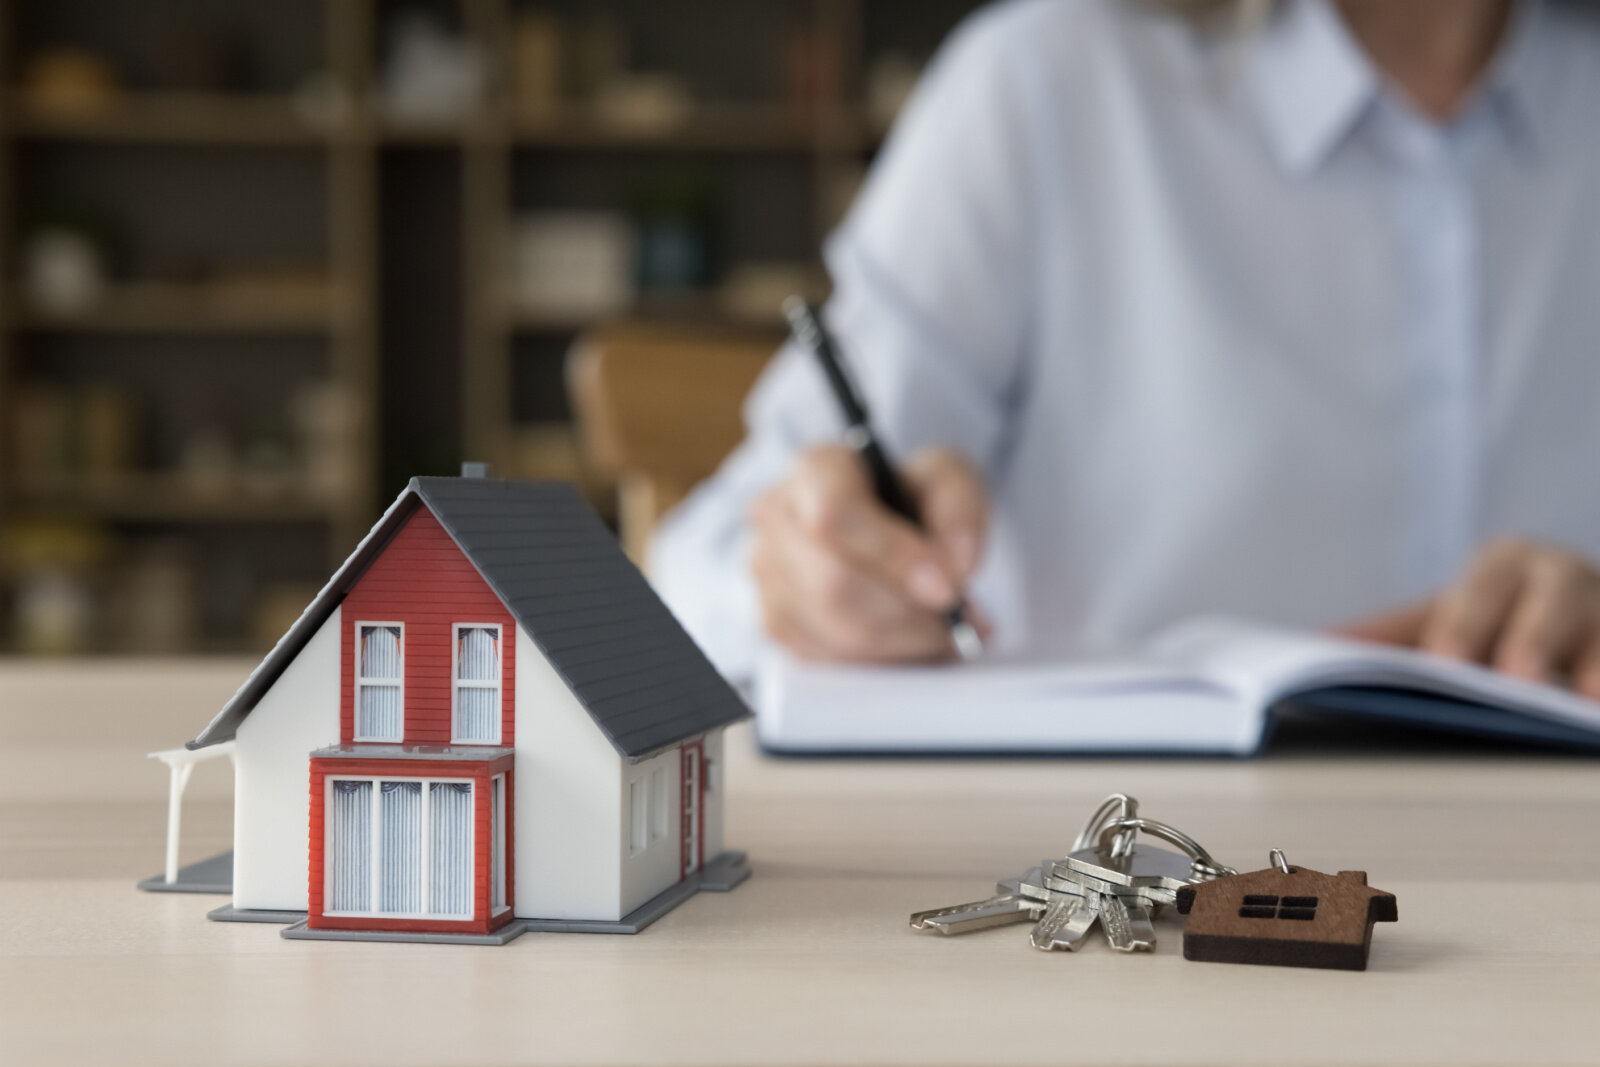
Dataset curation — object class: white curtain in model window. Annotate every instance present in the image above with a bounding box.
[430,782,474,916]
[329,780,372,912]
[454,626,500,742]
[380,781,423,913]
[327,778,476,918]
[358,625,403,739]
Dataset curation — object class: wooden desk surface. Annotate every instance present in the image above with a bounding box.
[3,659,1597,1067]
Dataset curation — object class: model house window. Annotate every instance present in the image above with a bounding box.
[326,777,474,919]
[356,624,403,741]
[329,780,372,912]
[649,767,669,843]
[454,624,501,743]
[626,768,671,854]
[430,783,473,915]
[380,781,423,913]
[629,780,648,855]
[490,775,507,912]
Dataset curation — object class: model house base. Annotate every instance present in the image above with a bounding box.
[209,904,308,924]
[137,851,235,895]
[277,849,751,945]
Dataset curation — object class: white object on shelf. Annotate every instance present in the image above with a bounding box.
[592,74,694,133]
[23,228,107,314]
[509,211,636,318]
[380,12,486,124]
[16,567,94,655]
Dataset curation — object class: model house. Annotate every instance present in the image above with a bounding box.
[1175,859,1397,970]
[181,472,750,944]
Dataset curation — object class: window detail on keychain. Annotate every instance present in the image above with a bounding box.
[1237,895,1319,921]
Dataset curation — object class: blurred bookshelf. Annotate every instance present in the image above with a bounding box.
[11,472,342,524]
[10,278,345,333]
[10,91,340,145]
[509,104,823,153]
[0,0,981,654]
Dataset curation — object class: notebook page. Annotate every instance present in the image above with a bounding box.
[1149,617,1600,732]
[754,654,1258,753]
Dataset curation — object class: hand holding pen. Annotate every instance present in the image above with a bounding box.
[743,298,989,663]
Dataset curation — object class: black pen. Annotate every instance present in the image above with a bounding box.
[782,296,984,661]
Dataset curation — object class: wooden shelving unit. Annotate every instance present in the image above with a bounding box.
[455,0,932,479]
[0,0,979,653]
[509,104,823,153]
[10,280,344,334]
[0,0,377,654]
[11,473,341,524]
[10,92,338,145]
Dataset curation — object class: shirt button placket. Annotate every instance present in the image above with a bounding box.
[1393,117,1480,591]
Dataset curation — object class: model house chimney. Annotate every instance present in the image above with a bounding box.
[461,461,492,479]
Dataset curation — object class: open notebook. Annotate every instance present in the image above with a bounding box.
[753,618,1600,755]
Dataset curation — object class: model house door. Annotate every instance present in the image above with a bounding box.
[680,742,703,877]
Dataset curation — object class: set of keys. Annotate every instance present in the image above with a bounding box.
[910,793,1236,953]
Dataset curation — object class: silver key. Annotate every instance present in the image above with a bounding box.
[911,883,1045,935]
[1031,862,1172,938]
[1058,843,1198,892]
[1015,866,1099,950]
[1019,868,1156,951]
[1021,865,1158,907]
[1020,865,1085,899]
[1044,864,1176,908]
[1097,893,1157,952]
[1029,891,1100,952]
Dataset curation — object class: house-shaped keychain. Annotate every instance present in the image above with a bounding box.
[1175,850,1397,970]
[174,470,750,945]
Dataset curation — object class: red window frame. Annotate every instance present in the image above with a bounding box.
[308,753,515,936]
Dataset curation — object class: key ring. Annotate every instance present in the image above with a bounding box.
[1095,816,1237,880]
[1071,793,1139,856]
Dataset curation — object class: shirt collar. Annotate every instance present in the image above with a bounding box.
[1247,0,1378,175]
[1481,0,1553,156]
[1246,0,1548,175]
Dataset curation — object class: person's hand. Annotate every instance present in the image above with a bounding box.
[748,444,989,663]
[1340,539,1600,698]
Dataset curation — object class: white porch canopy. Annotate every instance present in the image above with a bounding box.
[148,741,236,885]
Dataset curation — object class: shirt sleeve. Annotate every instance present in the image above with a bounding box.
[652,7,1038,678]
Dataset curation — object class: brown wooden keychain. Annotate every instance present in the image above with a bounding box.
[1175,849,1397,970]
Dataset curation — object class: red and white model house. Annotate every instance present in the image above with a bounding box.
[182,473,750,944]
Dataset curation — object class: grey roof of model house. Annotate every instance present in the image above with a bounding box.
[189,476,750,760]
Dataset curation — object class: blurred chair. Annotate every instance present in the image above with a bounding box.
[567,322,777,569]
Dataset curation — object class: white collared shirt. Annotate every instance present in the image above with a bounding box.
[654,0,1600,678]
